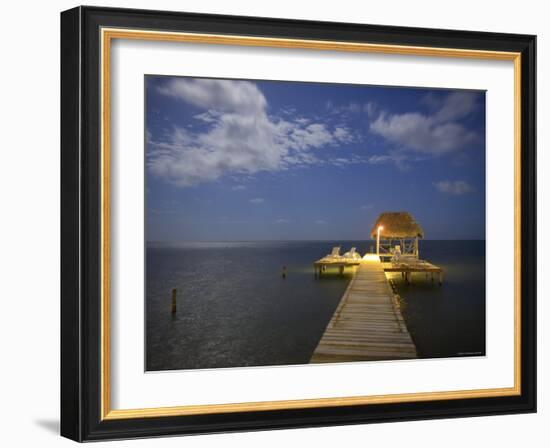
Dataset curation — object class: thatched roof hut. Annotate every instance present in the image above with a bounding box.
[370,212,424,239]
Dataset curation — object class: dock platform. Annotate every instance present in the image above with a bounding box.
[314,256,443,285]
[310,257,418,363]
[313,259,361,275]
[382,260,443,285]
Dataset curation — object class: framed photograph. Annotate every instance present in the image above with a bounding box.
[60,6,536,441]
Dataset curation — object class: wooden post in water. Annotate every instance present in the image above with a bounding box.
[282,265,287,278]
[171,288,177,314]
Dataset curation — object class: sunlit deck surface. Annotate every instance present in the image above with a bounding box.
[310,257,418,363]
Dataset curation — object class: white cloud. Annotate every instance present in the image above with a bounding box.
[276,218,291,224]
[420,92,442,109]
[287,123,335,149]
[231,185,246,191]
[433,180,475,195]
[315,219,326,225]
[148,78,353,187]
[370,91,479,156]
[360,204,373,211]
[367,154,395,164]
[325,100,378,120]
[332,157,350,166]
[158,78,266,114]
[334,127,353,143]
[249,198,264,204]
[435,91,479,122]
[364,101,377,118]
[347,102,362,113]
[326,101,363,115]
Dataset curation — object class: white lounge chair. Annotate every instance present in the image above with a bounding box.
[391,245,402,262]
[343,247,361,259]
[325,246,342,260]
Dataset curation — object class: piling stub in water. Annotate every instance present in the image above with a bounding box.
[282,265,287,278]
[171,288,177,314]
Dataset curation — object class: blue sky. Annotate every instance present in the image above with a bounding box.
[145,76,485,241]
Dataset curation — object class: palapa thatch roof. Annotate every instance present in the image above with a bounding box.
[370,212,424,239]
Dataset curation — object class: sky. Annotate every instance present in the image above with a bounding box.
[145,75,486,241]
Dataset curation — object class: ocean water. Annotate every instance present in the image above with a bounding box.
[146,240,485,371]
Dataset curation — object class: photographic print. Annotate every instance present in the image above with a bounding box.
[145,75,486,371]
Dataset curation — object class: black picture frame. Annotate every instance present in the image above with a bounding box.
[61,5,536,442]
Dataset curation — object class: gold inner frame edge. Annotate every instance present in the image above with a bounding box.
[100,27,522,421]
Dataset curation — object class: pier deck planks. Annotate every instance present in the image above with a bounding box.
[310,259,417,363]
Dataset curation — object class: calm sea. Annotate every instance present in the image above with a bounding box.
[146,240,485,371]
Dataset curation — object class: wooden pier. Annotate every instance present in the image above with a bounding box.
[310,257,418,363]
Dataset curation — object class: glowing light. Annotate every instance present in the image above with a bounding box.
[376,225,384,255]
